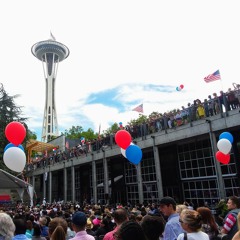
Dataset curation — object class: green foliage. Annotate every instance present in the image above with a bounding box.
[103,122,119,135]
[26,129,37,140]
[81,128,98,141]
[63,126,98,141]
[64,125,83,139]
[128,114,148,125]
[0,83,29,174]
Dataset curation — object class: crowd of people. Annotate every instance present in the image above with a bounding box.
[2,195,240,240]
[26,85,240,172]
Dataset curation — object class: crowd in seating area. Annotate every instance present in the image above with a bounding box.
[26,85,240,172]
[0,195,238,240]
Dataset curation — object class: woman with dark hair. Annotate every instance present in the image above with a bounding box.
[94,218,110,240]
[32,224,46,240]
[141,215,165,240]
[114,221,147,240]
[12,218,29,240]
[197,207,219,239]
[177,209,209,240]
[48,217,68,240]
[25,220,33,239]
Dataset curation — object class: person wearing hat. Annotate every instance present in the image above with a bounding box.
[159,196,184,240]
[71,211,95,240]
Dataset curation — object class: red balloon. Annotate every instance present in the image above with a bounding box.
[180,84,184,89]
[115,130,132,149]
[216,151,230,165]
[5,121,26,145]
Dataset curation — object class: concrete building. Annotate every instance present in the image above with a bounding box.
[26,108,240,207]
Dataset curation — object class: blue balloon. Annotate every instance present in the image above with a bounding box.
[4,143,24,152]
[126,144,143,165]
[4,143,16,152]
[18,144,24,151]
[219,132,234,144]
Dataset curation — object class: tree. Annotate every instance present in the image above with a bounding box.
[63,125,83,139]
[0,83,28,173]
[81,128,98,141]
[103,122,119,135]
[63,126,98,141]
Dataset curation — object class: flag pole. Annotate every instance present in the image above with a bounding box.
[98,123,101,139]
[219,70,224,92]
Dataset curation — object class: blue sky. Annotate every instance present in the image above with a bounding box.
[1,0,239,140]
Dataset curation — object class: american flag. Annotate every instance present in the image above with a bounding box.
[204,70,221,83]
[132,104,143,113]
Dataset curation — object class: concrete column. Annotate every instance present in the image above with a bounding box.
[71,160,75,203]
[151,136,164,199]
[136,163,144,204]
[43,172,46,199]
[103,151,109,204]
[64,164,67,202]
[48,170,52,203]
[32,175,35,190]
[208,122,226,199]
[92,153,97,204]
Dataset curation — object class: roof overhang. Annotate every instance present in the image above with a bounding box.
[26,139,58,163]
[0,169,32,189]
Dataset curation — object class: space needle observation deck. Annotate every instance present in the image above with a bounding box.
[31,34,70,142]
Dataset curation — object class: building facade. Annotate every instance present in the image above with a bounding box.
[26,108,240,207]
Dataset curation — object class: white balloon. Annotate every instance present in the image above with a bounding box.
[121,148,127,158]
[3,147,26,172]
[217,138,232,154]
[120,142,134,158]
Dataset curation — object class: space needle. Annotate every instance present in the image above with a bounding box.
[31,34,70,142]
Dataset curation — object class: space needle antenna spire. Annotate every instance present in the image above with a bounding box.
[31,34,70,142]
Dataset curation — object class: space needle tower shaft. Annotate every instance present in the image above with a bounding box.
[31,34,70,142]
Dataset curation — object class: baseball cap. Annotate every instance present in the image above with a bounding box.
[72,211,87,226]
[159,197,176,206]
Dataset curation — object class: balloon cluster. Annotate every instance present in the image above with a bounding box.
[176,84,184,91]
[216,132,233,164]
[119,122,123,129]
[80,137,85,144]
[3,122,27,172]
[115,130,142,165]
